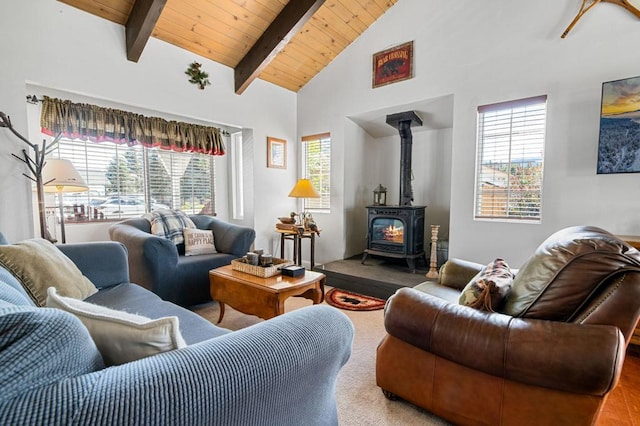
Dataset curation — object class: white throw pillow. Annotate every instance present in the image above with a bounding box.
[46,287,186,366]
[184,228,217,256]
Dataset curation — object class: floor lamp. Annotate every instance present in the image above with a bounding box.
[42,159,88,243]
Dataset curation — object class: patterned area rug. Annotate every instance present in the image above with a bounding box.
[325,288,386,311]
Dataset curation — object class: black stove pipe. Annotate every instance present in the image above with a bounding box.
[386,111,423,206]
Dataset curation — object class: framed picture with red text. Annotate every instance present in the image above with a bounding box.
[372,41,414,88]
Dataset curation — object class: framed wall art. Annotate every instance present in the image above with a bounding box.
[597,75,640,174]
[267,136,287,169]
[372,41,414,88]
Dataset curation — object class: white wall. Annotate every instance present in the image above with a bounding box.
[0,0,298,251]
[298,0,640,267]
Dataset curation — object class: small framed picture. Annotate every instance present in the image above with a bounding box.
[267,137,287,169]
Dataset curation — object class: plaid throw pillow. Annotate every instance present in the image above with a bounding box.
[143,209,196,245]
[459,258,514,312]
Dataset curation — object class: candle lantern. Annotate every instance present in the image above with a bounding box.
[373,184,387,206]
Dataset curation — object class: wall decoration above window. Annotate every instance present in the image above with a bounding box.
[267,137,287,169]
[40,96,224,156]
[597,75,640,174]
[185,61,211,90]
[372,41,414,89]
[562,0,640,38]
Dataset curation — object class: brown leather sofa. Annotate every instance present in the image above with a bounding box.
[376,226,640,425]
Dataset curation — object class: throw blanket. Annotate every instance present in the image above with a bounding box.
[143,209,195,245]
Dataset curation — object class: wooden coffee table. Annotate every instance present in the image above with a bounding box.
[209,264,326,322]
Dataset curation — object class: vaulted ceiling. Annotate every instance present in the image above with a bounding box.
[58,0,399,93]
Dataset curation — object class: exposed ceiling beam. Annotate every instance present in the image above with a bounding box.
[234,0,326,94]
[126,0,168,62]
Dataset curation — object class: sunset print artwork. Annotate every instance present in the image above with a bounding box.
[597,75,640,174]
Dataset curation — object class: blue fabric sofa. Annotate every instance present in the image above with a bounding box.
[109,214,255,306]
[0,237,354,425]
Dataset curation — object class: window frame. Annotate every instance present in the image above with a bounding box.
[474,95,547,223]
[301,132,331,213]
[47,137,217,222]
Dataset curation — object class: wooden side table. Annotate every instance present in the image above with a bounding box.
[276,228,316,270]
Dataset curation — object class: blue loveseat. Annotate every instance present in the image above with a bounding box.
[0,236,354,425]
[109,215,255,306]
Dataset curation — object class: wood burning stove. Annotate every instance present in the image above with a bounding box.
[362,205,426,272]
[362,110,427,272]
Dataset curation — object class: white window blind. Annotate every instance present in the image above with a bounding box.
[49,138,215,221]
[301,133,331,211]
[474,95,547,222]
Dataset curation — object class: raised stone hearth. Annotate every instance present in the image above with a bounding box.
[315,254,429,300]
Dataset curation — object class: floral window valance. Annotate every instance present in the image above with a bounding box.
[40,96,225,156]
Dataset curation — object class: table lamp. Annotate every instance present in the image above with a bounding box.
[43,159,89,243]
[288,178,320,226]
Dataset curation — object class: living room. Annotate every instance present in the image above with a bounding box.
[1,1,639,269]
[1,0,640,424]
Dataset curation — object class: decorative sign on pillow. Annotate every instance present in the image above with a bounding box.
[184,228,217,256]
[459,258,514,312]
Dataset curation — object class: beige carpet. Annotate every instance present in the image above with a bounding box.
[192,290,450,425]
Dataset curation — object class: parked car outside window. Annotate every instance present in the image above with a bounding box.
[95,197,170,219]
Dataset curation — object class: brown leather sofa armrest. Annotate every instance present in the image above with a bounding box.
[384,288,625,395]
[438,258,485,290]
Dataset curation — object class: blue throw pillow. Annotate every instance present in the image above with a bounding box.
[0,306,104,402]
[0,268,35,306]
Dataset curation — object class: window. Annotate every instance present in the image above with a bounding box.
[474,95,547,222]
[48,138,215,221]
[230,132,244,220]
[301,133,331,211]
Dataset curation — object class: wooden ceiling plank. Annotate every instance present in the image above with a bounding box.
[260,66,308,92]
[154,17,241,65]
[323,1,368,34]
[312,8,360,41]
[204,0,275,35]
[271,36,331,70]
[159,4,253,63]
[230,0,283,20]
[59,0,133,24]
[305,14,353,46]
[353,0,385,18]
[234,0,326,94]
[297,21,349,52]
[337,0,376,26]
[152,28,239,65]
[126,0,169,62]
[269,49,324,75]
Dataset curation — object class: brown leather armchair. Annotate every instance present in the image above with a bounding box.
[377,226,640,425]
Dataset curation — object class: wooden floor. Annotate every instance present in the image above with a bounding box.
[600,352,640,425]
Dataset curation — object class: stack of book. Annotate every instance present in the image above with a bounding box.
[276,223,297,230]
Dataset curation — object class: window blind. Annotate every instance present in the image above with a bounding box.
[49,138,215,221]
[301,132,331,211]
[475,95,547,222]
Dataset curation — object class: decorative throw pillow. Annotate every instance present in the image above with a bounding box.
[143,208,196,245]
[459,258,514,312]
[0,238,98,306]
[0,304,104,401]
[184,228,217,256]
[47,287,187,366]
